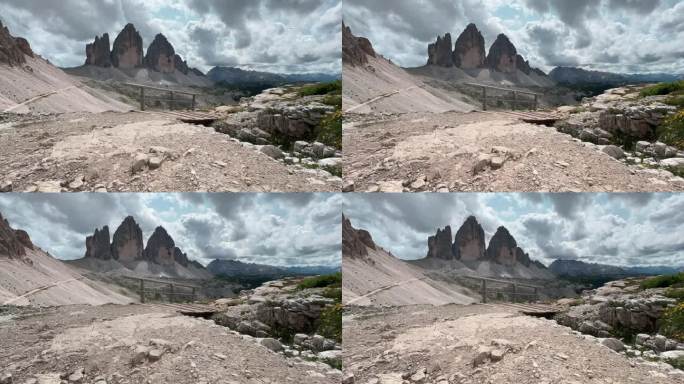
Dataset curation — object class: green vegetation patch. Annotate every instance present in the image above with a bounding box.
[298,80,342,97]
[640,81,684,97]
[660,303,684,342]
[658,110,684,150]
[316,303,342,342]
[641,273,684,290]
[297,272,342,290]
[665,288,684,300]
[315,109,342,150]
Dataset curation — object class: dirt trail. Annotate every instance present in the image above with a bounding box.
[343,111,684,192]
[2,277,83,305]
[346,277,426,305]
[0,111,340,192]
[2,85,80,113]
[343,304,684,384]
[1,304,339,383]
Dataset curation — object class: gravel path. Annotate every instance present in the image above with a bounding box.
[343,304,684,384]
[343,111,684,192]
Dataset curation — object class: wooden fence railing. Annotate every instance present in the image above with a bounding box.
[120,276,200,303]
[123,83,198,111]
[464,82,540,111]
[456,275,541,303]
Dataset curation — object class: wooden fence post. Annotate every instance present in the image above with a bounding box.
[192,95,196,111]
[169,284,174,303]
[482,87,487,111]
[533,94,538,111]
[481,279,487,303]
[170,91,174,110]
[534,287,539,302]
[192,287,196,302]
[139,279,145,303]
[512,283,517,303]
[512,91,518,111]
[140,87,145,111]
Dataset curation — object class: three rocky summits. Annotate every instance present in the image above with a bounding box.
[83,215,204,271]
[426,215,546,269]
[427,23,546,76]
[85,23,202,76]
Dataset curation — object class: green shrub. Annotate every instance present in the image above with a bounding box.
[658,110,684,149]
[640,273,684,289]
[640,81,684,97]
[322,287,342,303]
[297,272,342,290]
[315,109,342,149]
[298,80,342,97]
[667,356,684,370]
[660,303,684,342]
[317,303,342,342]
[665,288,684,300]
[322,94,342,107]
[665,95,684,108]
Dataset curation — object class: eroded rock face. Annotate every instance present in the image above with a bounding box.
[453,216,485,261]
[342,214,375,258]
[516,54,531,75]
[174,54,189,75]
[0,212,26,258]
[485,226,517,265]
[84,226,112,260]
[144,226,175,266]
[85,33,111,67]
[14,37,33,58]
[111,23,143,69]
[144,34,175,73]
[486,34,517,73]
[173,246,189,267]
[427,226,454,260]
[0,21,28,66]
[427,33,454,67]
[256,104,335,140]
[14,229,34,250]
[342,22,376,66]
[453,24,486,69]
[514,247,531,267]
[111,216,144,264]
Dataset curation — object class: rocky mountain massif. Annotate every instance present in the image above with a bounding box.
[84,23,201,76]
[342,21,376,67]
[550,67,684,86]
[426,215,546,270]
[75,216,209,279]
[549,259,683,279]
[0,20,33,67]
[427,23,546,76]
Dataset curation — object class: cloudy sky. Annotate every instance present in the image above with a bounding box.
[0,193,341,267]
[344,193,684,268]
[0,0,341,74]
[344,0,684,74]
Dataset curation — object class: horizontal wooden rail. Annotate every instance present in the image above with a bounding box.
[463,82,541,96]
[463,82,539,111]
[123,83,199,96]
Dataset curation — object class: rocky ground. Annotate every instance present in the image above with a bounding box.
[342,303,684,384]
[343,110,684,192]
[0,303,339,384]
[555,278,684,368]
[212,278,342,370]
[0,109,340,192]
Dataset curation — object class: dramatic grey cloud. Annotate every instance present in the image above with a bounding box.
[343,193,684,268]
[0,0,341,74]
[344,0,684,74]
[0,193,342,267]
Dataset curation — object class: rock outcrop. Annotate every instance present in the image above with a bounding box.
[342,21,376,66]
[85,33,112,67]
[111,216,144,264]
[0,212,25,258]
[452,216,486,261]
[256,104,335,140]
[173,247,189,267]
[427,33,454,67]
[516,54,531,75]
[452,24,486,69]
[14,37,33,58]
[426,225,454,259]
[111,23,143,69]
[485,226,518,265]
[342,214,375,258]
[84,226,112,260]
[144,34,175,73]
[0,20,29,66]
[14,229,34,250]
[144,226,176,266]
[174,54,189,75]
[486,34,517,73]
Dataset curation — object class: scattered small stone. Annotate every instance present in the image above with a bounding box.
[68,368,84,383]
[212,353,227,361]
[602,338,626,352]
[0,181,12,192]
[147,349,164,362]
[148,157,163,170]
[0,373,11,384]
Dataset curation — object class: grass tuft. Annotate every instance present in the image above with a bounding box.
[298,80,342,97]
[640,81,684,97]
[640,273,684,290]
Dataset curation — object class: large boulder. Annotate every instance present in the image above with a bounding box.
[84,226,112,260]
[144,226,176,266]
[427,33,454,67]
[453,24,486,69]
[452,216,486,261]
[111,23,143,69]
[85,33,112,67]
[486,34,517,73]
[111,216,144,265]
[144,33,175,73]
[256,104,335,140]
[486,226,518,265]
[426,226,454,260]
